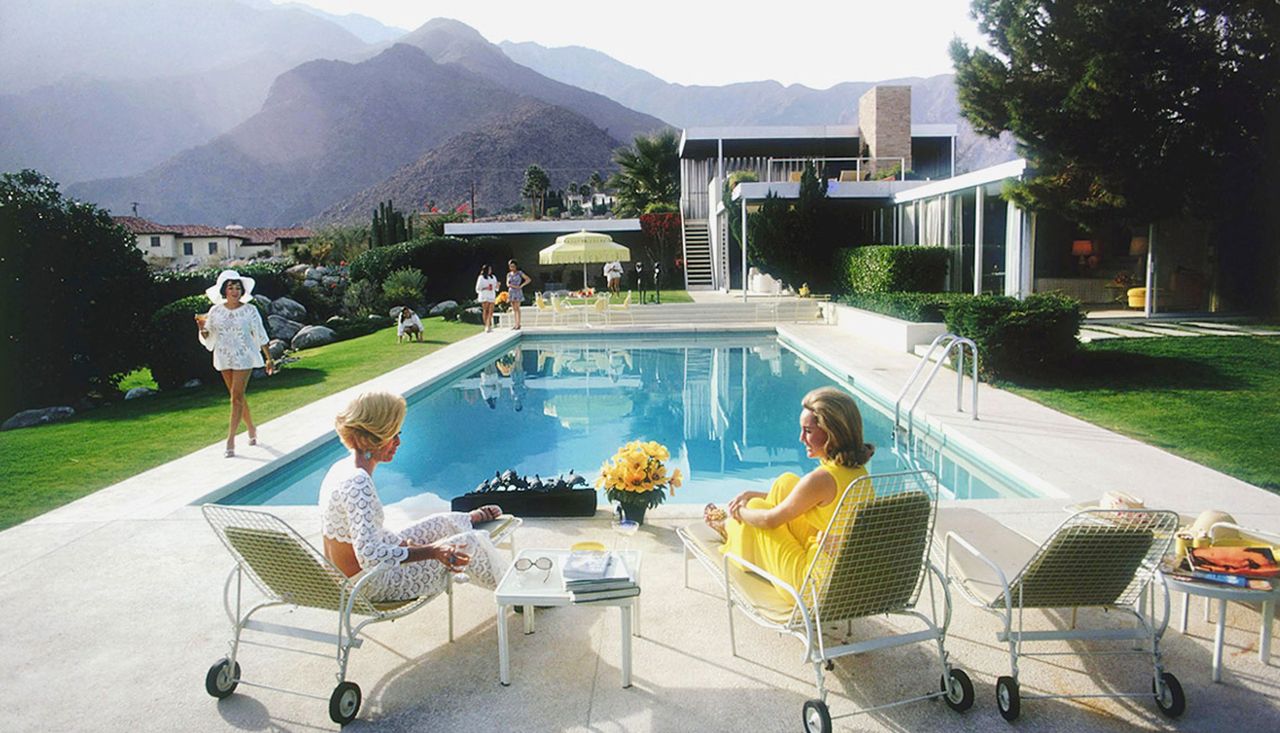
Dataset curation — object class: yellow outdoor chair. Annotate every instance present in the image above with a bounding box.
[552,294,585,326]
[677,470,974,732]
[201,505,520,725]
[608,291,634,325]
[533,292,553,325]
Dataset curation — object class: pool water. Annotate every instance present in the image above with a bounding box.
[220,334,1037,507]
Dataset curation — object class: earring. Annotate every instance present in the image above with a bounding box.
[363,450,374,459]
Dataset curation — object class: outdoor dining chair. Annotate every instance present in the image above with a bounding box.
[552,294,586,326]
[201,505,521,725]
[937,507,1183,721]
[532,292,553,326]
[608,291,634,325]
[677,470,974,733]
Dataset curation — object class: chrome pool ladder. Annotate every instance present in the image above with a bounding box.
[893,333,979,445]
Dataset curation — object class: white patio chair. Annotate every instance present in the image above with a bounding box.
[201,505,520,725]
[937,507,1183,721]
[677,470,974,732]
[608,291,634,325]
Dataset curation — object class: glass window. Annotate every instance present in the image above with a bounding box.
[149,236,160,247]
[183,241,193,255]
[208,241,218,254]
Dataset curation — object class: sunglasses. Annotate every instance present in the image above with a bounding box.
[515,556,554,581]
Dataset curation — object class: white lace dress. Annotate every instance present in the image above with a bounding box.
[319,460,507,601]
[199,303,269,371]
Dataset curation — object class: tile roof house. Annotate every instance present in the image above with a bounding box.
[114,217,312,267]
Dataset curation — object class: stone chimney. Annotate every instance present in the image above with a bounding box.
[857,86,912,177]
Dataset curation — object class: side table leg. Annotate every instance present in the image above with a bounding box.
[1261,599,1274,664]
[620,603,633,688]
[1178,591,1189,634]
[498,603,511,686]
[1213,598,1227,683]
[523,604,535,634]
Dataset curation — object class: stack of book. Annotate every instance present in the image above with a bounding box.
[562,550,640,603]
[1163,545,1278,591]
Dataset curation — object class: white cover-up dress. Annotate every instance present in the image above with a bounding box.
[475,275,498,303]
[396,311,423,338]
[319,460,507,601]
[199,303,269,371]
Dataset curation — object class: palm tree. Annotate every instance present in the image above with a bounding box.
[608,129,679,217]
[521,164,550,219]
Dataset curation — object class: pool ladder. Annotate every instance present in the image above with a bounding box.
[893,333,979,446]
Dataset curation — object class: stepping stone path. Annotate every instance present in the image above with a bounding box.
[1079,320,1280,342]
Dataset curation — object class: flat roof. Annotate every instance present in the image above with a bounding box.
[732,179,925,201]
[445,219,642,236]
[891,158,1027,203]
[680,123,957,158]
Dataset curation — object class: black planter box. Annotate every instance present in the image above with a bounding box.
[451,488,598,518]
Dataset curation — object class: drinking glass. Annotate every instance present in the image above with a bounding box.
[611,507,639,550]
[449,544,471,585]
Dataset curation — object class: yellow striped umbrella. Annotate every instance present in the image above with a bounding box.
[538,230,630,285]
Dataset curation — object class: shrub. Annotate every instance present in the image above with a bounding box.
[837,245,950,295]
[0,170,154,414]
[840,292,971,322]
[383,267,426,308]
[149,261,292,310]
[348,236,514,301]
[328,315,393,342]
[944,293,1083,380]
[342,279,383,317]
[148,295,216,390]
[288,281,344,321]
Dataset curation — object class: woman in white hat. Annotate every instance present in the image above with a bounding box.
[195,270,274,457]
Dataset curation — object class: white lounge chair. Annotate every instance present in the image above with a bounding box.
[201,505,520,725]
[937,507,1183,721]
[677,470,973,732]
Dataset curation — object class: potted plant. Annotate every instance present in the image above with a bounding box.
[596,441,682,524]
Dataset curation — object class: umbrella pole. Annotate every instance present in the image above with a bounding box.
[583,262,588,292]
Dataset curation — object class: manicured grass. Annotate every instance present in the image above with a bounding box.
[0,318,480,530]
[1001,336,1280,492]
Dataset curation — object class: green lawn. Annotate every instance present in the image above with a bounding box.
[1001,335,1280,491]
[0,318,480,530]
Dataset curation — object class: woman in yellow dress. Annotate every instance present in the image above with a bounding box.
[705,386,875,597]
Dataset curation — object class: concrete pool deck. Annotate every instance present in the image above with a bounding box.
[2,323,1278,731]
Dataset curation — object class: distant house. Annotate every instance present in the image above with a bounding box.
[114,217,312,267]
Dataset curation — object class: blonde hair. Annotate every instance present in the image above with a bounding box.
[802,386,874,467]
[335,392,406,454]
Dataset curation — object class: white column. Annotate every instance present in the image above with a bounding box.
[741,197,749,303]
[973,186,985,295]
[1145,222,1157,316]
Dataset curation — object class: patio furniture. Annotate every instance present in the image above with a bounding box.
[608,291,634,325]
[495,548,642,688]
[552,294,586,326]
[590,294,611,326]
[532,292,552,326]
[677,470,974,733]
[937,507,1183,721]
[200,505,521,725]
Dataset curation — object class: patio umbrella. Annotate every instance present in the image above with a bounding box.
[538,230,630,288]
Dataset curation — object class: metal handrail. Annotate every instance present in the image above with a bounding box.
[893,333,979,444]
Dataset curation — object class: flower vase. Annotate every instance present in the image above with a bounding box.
[617,501,648,526]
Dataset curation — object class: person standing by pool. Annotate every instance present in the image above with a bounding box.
[704,386,875,601]
[320,391,506,601]
[196,269,274,458]
[505,259,532,330]
[604,260,623,295]
[475,264,499,332]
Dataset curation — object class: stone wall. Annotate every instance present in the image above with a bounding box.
[857,86,913,176]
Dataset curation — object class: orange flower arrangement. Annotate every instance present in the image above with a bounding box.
[597,440,682,510]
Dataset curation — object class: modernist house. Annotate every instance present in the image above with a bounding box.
[114,217,312,267]
[680,86,1212,316]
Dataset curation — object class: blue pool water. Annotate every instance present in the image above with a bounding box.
[219,333,1038,507]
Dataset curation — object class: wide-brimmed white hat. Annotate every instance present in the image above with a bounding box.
[206,269,256,304]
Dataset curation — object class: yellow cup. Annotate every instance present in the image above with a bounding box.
[570,541,606,552]
[1174,532,1194,559]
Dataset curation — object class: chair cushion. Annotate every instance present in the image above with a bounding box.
[680,523,796,624]
[933,508,1038,607]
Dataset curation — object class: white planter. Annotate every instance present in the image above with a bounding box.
[825,303,947,353]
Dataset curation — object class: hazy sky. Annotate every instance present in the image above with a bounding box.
[282,0,987,89]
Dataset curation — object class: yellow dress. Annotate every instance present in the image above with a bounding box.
[721,459,870,599]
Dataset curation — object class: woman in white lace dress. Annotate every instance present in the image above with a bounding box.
[320,391,507,601]
[196,270,274,458]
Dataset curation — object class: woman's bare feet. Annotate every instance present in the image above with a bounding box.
[469,505,502,523]
[704,503,728,541]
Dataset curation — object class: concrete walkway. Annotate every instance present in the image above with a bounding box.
[2,321,1278,731]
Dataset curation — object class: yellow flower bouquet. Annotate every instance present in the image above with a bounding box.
[597,440,682,521]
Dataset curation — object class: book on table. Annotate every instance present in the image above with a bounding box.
[562,550,638,599]
[1163,555,1275,591]
[1186,546,1279,579]
[571,585,641,604]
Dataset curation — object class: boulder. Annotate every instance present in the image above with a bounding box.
[2,406,75,431]
[388,306,405,319]
[182,379,202,388]
[285,263,309,280]
[124,387,156,400]
[301,279,319,288]
[267,339,288,360]
[267,314,304,342]
[269,296,307,321]
[292,325,337,350]
[429,300,458,317]
[321,275,342,287]
[253,294,272,311]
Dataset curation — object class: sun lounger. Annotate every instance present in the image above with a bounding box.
[678,470,974,732]
[200,505,520,725]
[937,507,1183,721]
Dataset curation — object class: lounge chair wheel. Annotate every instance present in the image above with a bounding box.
[1153,672,1185,718]
[996,676,1020,721]
[801,699,831,733]
[329,681,362,725]
[941,668,974,712]
[204,657,240,699]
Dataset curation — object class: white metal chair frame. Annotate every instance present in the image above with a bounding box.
[678,470,974,733]
[201,504,521,725]
[943,508,1183,721]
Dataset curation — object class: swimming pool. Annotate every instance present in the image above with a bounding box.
[219,333,1041,507]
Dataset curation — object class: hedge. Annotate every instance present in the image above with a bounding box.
[944,293,1082,380]
[327,315,394,342]
[148,295,217,390]
[150,261,293,310]
[839,292,971,322]
[836,245,950,295]
[348,236,513,302]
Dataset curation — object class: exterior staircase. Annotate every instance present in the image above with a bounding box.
[682,221,714,290]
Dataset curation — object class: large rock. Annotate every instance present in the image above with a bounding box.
[267,339,288,359]
[429,300,458,317]
[286,263,309,280]
[267,314,304,342]
[292,325,336,350]
[2,406,75,430]
[253,294,272,311]
[124,387,156,400]
[269,296,307,321]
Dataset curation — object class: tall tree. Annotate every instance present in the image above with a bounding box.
[521,164,551,219]
[951,0,1279,309]
[608,129,680,217]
